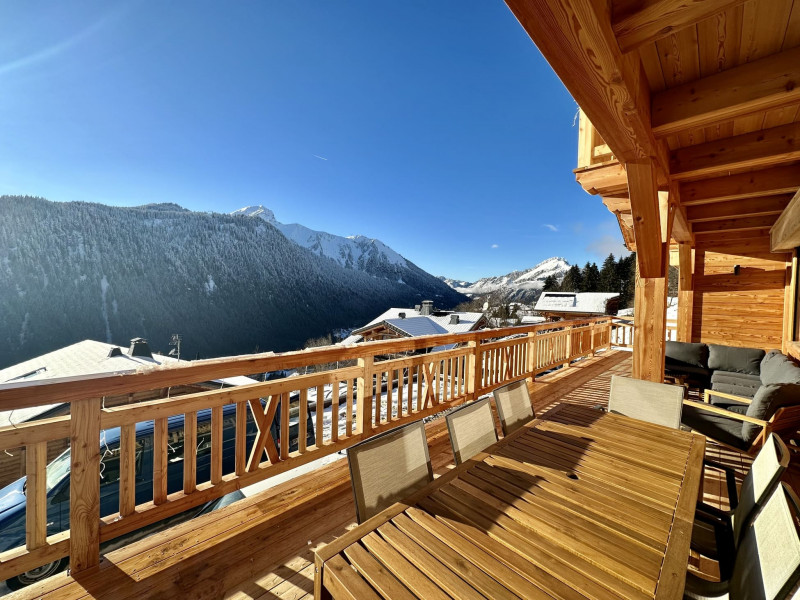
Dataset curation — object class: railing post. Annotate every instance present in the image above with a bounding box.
[70,397,101,573]
[526,331,537,380]
[357,355,374,435]
[564,326,572,368]
[467,339,481,399]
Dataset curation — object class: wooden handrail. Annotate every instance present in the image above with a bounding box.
[0,316,612,580]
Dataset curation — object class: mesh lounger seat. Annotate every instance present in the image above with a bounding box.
[684,482,800,600]
[445,397,498,465]
[608,375,684,429]
[347,420,433,523]
[691,433,790,579]
[492,380,535,436]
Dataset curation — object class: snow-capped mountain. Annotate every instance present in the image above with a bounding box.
[439,257,570,303]
[232,206,408,272]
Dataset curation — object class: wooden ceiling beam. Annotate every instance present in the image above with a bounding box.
[680,165,800,205]
[693,215,781,234]
[670,122,800,181]
[612,0,748,54]
[771,190,800,252]
[651,48,800,137]
[574,162,628,196]
[686,195,793,222]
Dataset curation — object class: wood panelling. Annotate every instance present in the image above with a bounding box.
[691,236,792,348]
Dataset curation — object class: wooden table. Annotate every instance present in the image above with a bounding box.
[314,403,705,600]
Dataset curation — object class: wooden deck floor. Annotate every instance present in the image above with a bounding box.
[10,348,799,600]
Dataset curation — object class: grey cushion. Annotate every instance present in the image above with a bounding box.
[711,371,762,399]
[682,404,749,450]
[708,344,765,376]
[760,350,800,386]
[666,341,709,368]
[742,384,800,443]
[708,392,750,411]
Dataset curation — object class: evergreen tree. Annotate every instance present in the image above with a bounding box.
[560,265,583,292]
[542,274,559,291]
[617,253,637,308]
[582,262,600,292]
[599,253,620,292]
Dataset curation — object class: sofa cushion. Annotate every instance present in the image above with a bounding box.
[760,351,800,386]
[742,383,800,443]
[681,404,749,450]
[710,371,761,399]
[665,341,709,369]
[707,344,765,376]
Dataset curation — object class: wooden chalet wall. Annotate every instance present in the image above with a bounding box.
[691,236,792,349]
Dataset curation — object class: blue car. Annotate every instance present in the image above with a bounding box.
[0,399,315,589]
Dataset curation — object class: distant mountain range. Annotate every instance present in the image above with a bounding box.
[0,197,465,368]
[439,257,570,304]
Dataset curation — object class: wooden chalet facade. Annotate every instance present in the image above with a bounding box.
[502,0,800,380]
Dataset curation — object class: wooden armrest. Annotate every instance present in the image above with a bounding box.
[703,389,753,405]
[683,400,768,426]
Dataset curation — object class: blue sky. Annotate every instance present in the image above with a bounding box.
[0,1,626,280]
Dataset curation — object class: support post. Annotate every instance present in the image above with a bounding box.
[629,159,671,382]
[467,339,482,399]
[70,397,101,573]
[356,355,374,435]
[677,243,694,342]
[526,331,537,380]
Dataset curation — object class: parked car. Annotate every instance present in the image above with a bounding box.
[0,399,315,589]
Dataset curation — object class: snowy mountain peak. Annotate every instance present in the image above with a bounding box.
[232,206,409,272]
[439,257,570,303]
[231,205,277,224]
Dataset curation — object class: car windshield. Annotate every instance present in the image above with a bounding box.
[45,449,71,493]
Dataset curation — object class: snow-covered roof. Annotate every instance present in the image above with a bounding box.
[534,292,619,314]
[344,307,486,344]
[0,340,256,427]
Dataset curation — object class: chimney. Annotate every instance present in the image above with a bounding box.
[420,300,434,316]
[398,312,406,319]
[107,347,123,358]
[414,305,421,311]
[128,337,153,358]
[449,314,460,325]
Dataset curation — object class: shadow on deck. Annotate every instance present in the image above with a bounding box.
[9,348,797,599]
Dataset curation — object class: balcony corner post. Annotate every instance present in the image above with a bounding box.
[467,339,481,399]
[356,355,374,436]
[69,396,102,573]
[526,331,537,381]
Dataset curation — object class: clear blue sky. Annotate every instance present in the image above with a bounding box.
[0,0,627,281]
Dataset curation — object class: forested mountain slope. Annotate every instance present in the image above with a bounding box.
[0,197,465,368]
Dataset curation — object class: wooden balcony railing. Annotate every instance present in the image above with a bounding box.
[0,316,612,580]
[577,109,616,169]
[610,318,678,348]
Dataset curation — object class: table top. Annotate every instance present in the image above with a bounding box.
[315,402,705,600]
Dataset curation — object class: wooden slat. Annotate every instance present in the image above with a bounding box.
[119,423,137,517]
[154,416,168,506]
[323,554,381,600]
[183,410,197,495]
[210,405,223,485]
[235,400,247,476]
[316,384,325,445]
[299,388,308,453]
[25,441,47,550]
[342,542,416,600]
[612,0,748,53]
[280,392,289,459]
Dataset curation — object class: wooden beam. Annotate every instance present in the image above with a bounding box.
[575,162,629,196]
[632,259,668,382]
[628,158,664,278]
[771,189,800,252]
[693,214,781,234]
[612,0,748,54]
[652,48,800,137]
[670,122,800,181]
[677,243,694,342]
[693,215,780,234]
[686,195,793,222]
[668,182,693,244]
[680,165,800,205]
[504,0,669,172]
[783,251,798,353]
[69,398,101,573]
